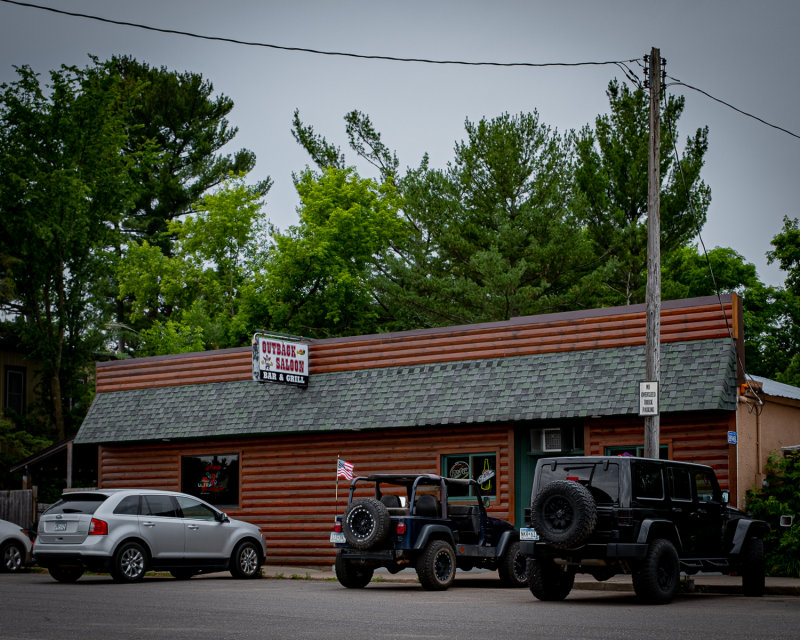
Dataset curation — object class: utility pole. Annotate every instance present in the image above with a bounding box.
[643,47,663,459]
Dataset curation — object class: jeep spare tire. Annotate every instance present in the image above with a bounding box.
[342,498,391,549]
[531,480,597,549]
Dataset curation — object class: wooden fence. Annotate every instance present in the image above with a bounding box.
[0,489,35,528]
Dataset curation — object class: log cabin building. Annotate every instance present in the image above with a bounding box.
[74,294,746,566]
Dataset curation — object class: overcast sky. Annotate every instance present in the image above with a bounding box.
[1,0,798,288]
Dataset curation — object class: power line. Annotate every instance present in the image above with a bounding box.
[1,0,636,69]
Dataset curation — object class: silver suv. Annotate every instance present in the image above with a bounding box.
[34,489,266,583]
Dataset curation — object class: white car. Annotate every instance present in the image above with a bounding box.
[34,489,266,583]
[0,518,33,572]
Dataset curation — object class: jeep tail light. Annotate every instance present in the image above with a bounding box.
[89,518,108,536]
[333,522,342,533]
[396,522,407,535]
[617,509,633,526]
[566,476,579,482]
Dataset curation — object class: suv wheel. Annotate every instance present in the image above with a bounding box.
[334,550,374,588]
[416,540,456,590]
[741,537,766,597]
[527,557,575,601]
[342,498,391,550]
[111,541,147,583]
[497,540,528,587]
[230,540,262,579]
[632,538,680,604]
[48,566,84,583]
[531,480,597,549]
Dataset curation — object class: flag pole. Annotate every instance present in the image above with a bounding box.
[335,456,339,522]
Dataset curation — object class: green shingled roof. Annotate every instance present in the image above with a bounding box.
[74,338,737,444]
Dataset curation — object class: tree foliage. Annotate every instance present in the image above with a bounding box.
[745,451,800,577]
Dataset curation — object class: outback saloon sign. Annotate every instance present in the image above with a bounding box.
[252,333,309,388]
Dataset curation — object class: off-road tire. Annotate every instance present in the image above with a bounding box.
[741,537,766,597]
[1,541,25,572]
[632,538,680,604]
[531,480,597,549]
[527,557,575,601]
[48,565,84,583]
[230,540,262,579]
[334,550,374,588]
[342,498,391,550]
[111,541,147,583]
[497,540,528,587]
[416,539,456,591]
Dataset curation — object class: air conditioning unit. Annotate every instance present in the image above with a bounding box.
[531,428,562,453]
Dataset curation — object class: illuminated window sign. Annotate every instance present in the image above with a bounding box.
[252,333,309,388]
[180,453,240,508]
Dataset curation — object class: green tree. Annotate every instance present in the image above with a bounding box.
[575,80,711,306]
[381,112,595,326]
[745,451,800,577]
[262,166,404,337]
[0,63,144,440]
[764,217,800,385]
[116,174,269,354]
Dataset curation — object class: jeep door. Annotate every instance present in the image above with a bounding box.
[667,466,724,556]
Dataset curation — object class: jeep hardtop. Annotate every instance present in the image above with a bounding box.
[330,473,527,590]
[519,456,769,604]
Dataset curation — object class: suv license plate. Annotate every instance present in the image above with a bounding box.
[330,532,346,544]
[54,521,67,532]
[520,528,539,541]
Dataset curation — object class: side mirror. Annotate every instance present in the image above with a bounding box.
[721,491,730,505]
[483,496,490,508]
[216,511,230,523]
[780,515,794,528]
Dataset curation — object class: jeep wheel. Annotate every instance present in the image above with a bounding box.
[527,557,575,601]
[531,480,597,549]
[632,538,680,604]
[741,537,766,597]
[48,566,84,583]
[342,498,391,550]
[498,540,528,588]
[334,550,374,588]
[416,540,456,591]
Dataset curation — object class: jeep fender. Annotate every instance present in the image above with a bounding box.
[413,525,455,550]
[495,530,518,559]
[636,519,683,551]
[729,519,769,555]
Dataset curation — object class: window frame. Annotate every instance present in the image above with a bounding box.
[441,452,497,500]
[3,365,26,416]
[180,452,241,508]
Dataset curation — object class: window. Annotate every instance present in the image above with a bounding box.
[694,471,720,503]
[113,496,141,515]
[181,453,240,507]
[176,496,218,520]
[605,444,669,459]
[441,453,496,498]
[143,494,179,518]
[4,366,25,416]
[632,462,664,500]
[667,468,692,501]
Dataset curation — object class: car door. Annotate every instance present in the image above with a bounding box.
[676,468,725,557]
[176,496,231,561]
[139,494,185,560]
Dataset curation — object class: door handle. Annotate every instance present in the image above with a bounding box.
[187,524,200,530]
[142,521,156,527]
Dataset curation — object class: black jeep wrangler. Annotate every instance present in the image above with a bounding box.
[519,456,769,604]
[330,473,527,590]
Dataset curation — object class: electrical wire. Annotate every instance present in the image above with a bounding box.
[662,86,763,410]
[0,0,637,70]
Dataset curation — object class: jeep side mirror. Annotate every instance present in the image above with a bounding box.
[483,496,490,508]
[780,515,794,528]
[721,491,729,505]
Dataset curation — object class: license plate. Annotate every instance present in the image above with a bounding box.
[54,521,67,532]
[330,532,346,544]
[520,527,539,541]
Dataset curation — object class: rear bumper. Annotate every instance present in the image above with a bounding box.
[33,551,112,572]
[520,541,649,561]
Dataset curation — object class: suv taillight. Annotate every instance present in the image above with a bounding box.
[89,518,108,535]
[333,522,342,533]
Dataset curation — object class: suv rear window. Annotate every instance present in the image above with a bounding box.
[45,494,108,515]
[537,462,620,504]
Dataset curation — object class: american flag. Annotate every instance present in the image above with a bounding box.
[337,458,354,480]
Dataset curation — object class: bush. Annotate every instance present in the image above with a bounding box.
[745,450,800,577]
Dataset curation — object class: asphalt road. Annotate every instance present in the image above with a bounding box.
[2,572,799,640]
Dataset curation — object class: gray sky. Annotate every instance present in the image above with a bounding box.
[1,0,798,287]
